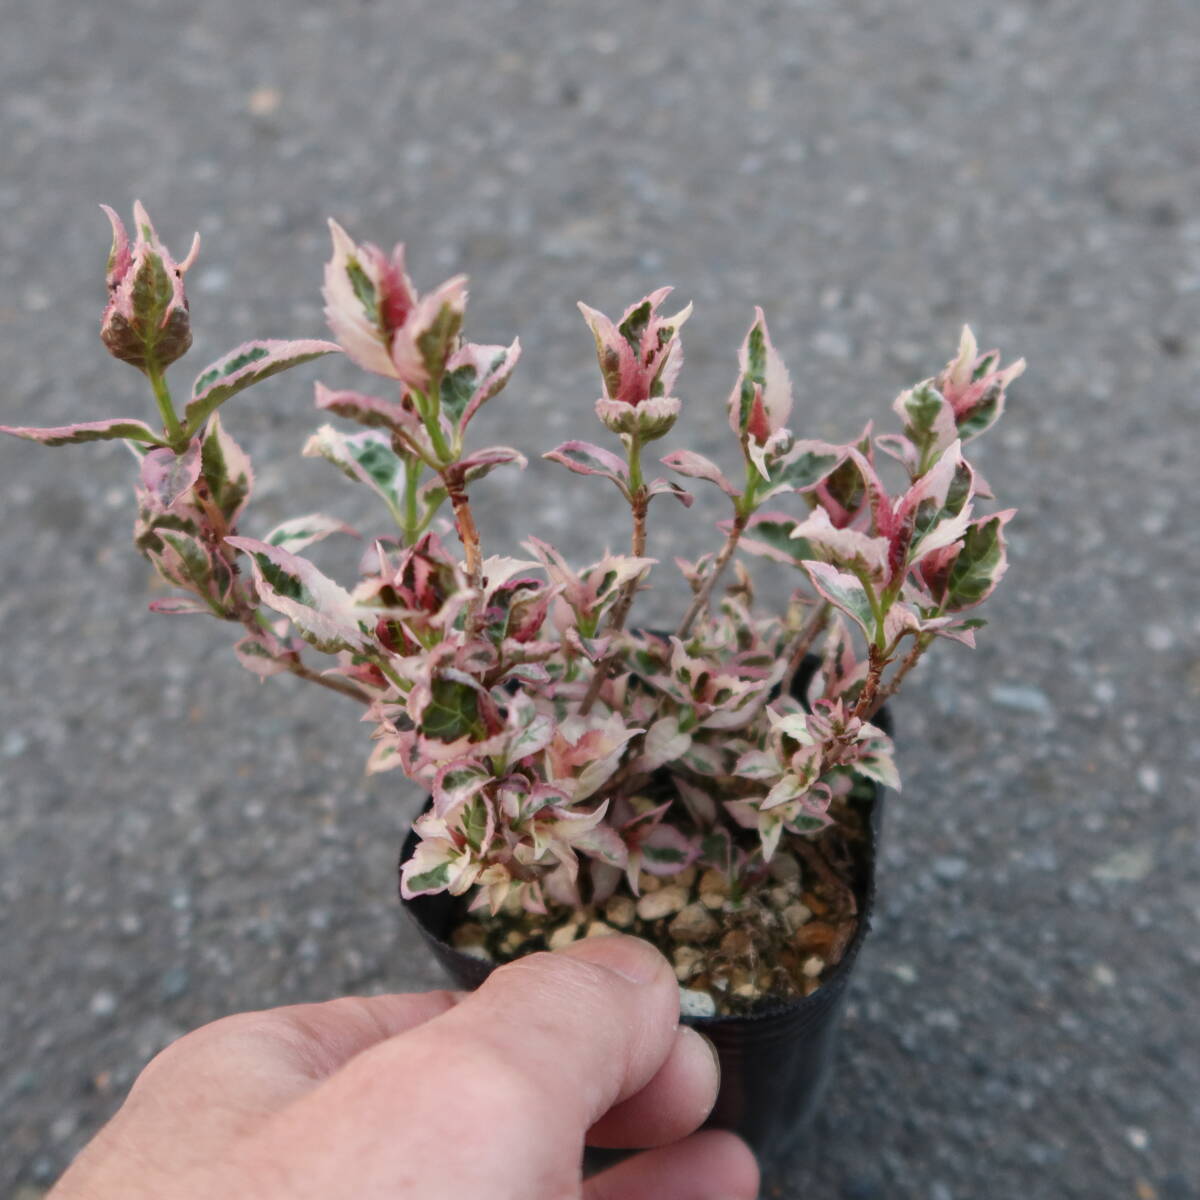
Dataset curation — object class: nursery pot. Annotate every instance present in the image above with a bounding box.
[399,742,888,1165]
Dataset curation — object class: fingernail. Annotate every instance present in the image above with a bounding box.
[559,933,665,984]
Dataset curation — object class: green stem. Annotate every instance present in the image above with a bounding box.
[416,380,453,466]
[403,456,421,544]
[147,365,186,449]
[577,434,649,715]
[853,567,888,651]
[627,432,645,500]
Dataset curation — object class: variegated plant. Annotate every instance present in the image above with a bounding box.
[2,204,1023,918]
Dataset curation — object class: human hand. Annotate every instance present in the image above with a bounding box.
[50,935,759,1199]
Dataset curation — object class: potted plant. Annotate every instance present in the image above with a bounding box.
[1,204,1024,1167]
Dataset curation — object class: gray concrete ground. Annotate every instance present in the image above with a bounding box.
[1,1,1197,1196]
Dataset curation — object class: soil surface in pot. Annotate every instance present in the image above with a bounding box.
[445,795,870,1018]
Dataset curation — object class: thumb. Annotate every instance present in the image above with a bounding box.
[255,935,687,1199]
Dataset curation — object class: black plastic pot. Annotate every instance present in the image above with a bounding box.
[400,775,886,1166]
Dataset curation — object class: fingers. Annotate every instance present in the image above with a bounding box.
[587,1025,720,1148]
[245,990,462,1081]
[409,934,687,1132]
[86,990,461,1177]
[584,1130,761,1200]
[253,935,696,1197]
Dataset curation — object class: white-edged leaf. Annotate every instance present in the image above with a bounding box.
[185,339,340,435]
[302,423,409,523]
[225,535,370,652]
[660,450,736,496]
[0,417,167,448]
[543,440,630,495]
[265,513,359,553]
[803,561,876,639]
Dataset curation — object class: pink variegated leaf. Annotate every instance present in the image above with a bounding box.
[758,439,847,499]
[637,715,692,773]
[738,511,808,567]
[265,513,359,554]
[855,742,901,791]
[789,507,890,581]
[660,449,738,496]
[570,819,629,871]
[812,423,873,526]
[365,737,406,775]
[563,628,613,663]
[314,381,420,434]
[233,621,298,679]
[400,836,461,898]
[543,440,631,497]
[302,424,411,525]
[640,823,696,874]
[546,716,642,802]
[152,530,230,610]
[225,535,371,653]
[442,339,522,432]
[140,441,203,512]
[0,417,168,448]
[944,509,1015,610]
[728,307,792,446]
[147,597,213,616]
[432,760,492,819]
[457,445,528,483]
[803,561,877,640]
[184,339,340,436]
[323,220,415,381]
[646,477,693,507]
[883,602,921,645]
[199,414,254,526]
[874,433,918,472]
[935,326,1025,443]
[892,381,958,464]
[761,773,813,813]
[924,615,987,647]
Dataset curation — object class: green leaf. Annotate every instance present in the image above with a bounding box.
[739,513,814,567]
[406,861,452,892]
[803,561,876,638]
[946,512,1012,609]
[643,844,687,865]
[200,414,253,524]
[770,445,843,492]
[303,425,409,524]
[422,678,485,742]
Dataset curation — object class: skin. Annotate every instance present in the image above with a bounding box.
[50,935,760,1199]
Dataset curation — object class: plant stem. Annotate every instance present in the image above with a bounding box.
[675,510,749,639]
[402,455,421,544]
[578,434,647,715]
[416,379,454,466]
[676,461,760,640]
[147,364,186,449]
[239,604,372,705]
[445,472,483,589]
[851,643,886,722]
[862,632,930,720]
[778,601,831,699]
[286,659,374,705]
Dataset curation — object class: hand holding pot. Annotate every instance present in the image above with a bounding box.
[50,935,759,1200]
